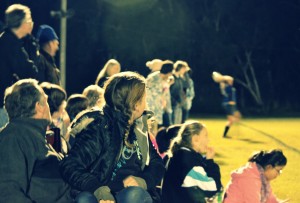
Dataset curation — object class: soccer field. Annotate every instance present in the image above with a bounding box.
[191,117,300,203]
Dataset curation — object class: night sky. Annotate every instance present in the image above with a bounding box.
[1,0,300,115]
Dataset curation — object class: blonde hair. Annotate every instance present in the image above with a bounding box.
[168,120,205,157]
[95,59,120,86]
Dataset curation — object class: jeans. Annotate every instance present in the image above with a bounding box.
[75,192,98,203]
[115,186,153,203]
[0,108,8,129]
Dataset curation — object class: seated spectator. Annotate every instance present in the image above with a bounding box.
[82,84,105,109]
[40,82,70,154]
[60,72,165,203]
[0,79,72,202]
[162,121,222,203]
[156,124,181,159]
[66,93,89,122]
[223,149,288,203]
[40,82,70,137]
[95,59,121,87]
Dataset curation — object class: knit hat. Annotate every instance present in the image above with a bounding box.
[36,24,58,45]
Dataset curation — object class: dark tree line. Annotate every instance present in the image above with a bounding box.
[1,0,300,115]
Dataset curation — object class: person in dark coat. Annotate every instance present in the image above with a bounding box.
[0,79,72,203]
[35,24,60,84]
[0,4,38,128]
[60,72,165,203]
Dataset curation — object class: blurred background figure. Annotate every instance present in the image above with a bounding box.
[212,72,241,138]
[82,84,105,109]
[146,59,173,73]
[95,59,121,87]
[36,24,60,85]
[66,93,89,123]
[170,61,188,124]
[223,149,288,203]
[0,4,38,128]
[40,82,70,154]
[146,62,174,136]
[180,62,195,123]
[40,82,69,137]
[65,93,89,145]
[156,124,182,159]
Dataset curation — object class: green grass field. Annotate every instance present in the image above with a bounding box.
[190,117,300,203]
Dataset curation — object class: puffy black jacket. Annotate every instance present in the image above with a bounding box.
[60,106,165,195]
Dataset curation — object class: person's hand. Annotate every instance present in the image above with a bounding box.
[99,200,114,203]
[206,147,215,159]
[123,175,140,187]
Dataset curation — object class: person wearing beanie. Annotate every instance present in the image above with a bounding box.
[0,4,38,128]
[35,24,60,85]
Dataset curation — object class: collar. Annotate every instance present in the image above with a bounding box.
[10,117,49,135]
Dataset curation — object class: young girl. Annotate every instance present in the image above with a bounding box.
[162,121,222,203]
[60,72,165,203]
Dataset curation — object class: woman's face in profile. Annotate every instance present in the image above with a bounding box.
[264,165,285,181]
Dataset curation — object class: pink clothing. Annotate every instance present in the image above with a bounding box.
[223,162,279,203]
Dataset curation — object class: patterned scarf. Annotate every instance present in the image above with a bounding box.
[256,163,271,203]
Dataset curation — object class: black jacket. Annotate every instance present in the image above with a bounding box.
[0,29,38,106]
[0,118,72,203]
[35,49,60,85]
[60,106,165,195]
[162,148,222,203]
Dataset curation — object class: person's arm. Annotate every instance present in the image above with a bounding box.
[181,165,219,198]
[202,159,222,192]
[138,136,165,190]
[0,132,34,202]
[59,120,104,192]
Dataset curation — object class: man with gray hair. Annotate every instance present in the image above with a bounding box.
[0,4,38,128]
[0,79,72,203]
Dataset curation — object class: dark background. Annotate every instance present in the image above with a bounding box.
[1,0,300,116]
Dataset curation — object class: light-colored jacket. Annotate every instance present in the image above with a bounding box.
[223,162,279,203]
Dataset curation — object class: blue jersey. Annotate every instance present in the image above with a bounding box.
[221,84,236,104]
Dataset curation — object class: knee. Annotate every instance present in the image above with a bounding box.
[75,192,98,203]
[117,186,152,203]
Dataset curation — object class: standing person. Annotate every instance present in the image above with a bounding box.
[0,4,38,128]
[223,149,288,203]
[181,63,195,123]
[162,121,222,203]
[0,79,72,203]
[146,63,174,135]
[36,24,60,84]
[95,59,121,87]
[170,61,187,124]
[60,72,165,203]
[212,72,241,138]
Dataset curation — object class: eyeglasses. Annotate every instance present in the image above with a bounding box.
[274,168,282,175]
